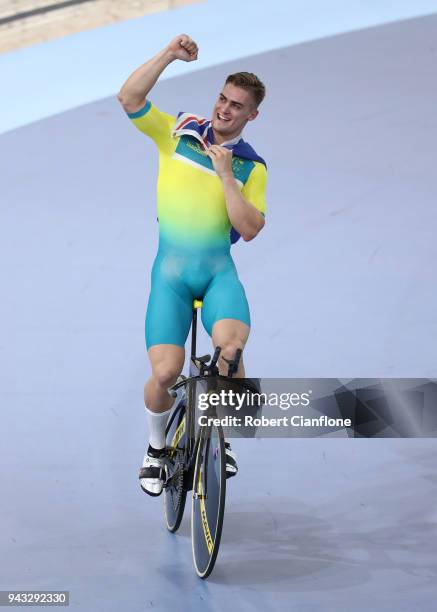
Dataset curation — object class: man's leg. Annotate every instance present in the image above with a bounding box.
[140,250,193,495]
[211,318,250,377]
[200,258,251,377]
[199,261,251,478]
[139,344,185,497]
[144,256,192,448]
[144,344,185,449]
[211,319,251,478]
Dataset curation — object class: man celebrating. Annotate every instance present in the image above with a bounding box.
[118,34,267,496]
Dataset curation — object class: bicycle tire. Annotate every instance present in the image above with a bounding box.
[191,423,226,578]
[163,400,188,533]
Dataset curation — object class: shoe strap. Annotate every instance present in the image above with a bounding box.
[147,445,166,458]
[139,466,164,479]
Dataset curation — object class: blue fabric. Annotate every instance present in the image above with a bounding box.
[145,243,250,349]
[127,100,151,119]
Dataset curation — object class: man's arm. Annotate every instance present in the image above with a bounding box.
[117,34,198,113]
[208,145,266,241]
[221,175,265,241]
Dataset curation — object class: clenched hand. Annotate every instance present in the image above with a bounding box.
[167,34,198,62]
[207,145,233,179]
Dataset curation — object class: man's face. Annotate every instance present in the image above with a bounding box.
[211,83,259,139]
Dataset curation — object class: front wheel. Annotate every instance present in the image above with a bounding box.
[191,423,226,578]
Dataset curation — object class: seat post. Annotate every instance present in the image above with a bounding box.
[191,307,198,360]
[191,299,203,360]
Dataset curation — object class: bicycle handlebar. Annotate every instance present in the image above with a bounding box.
[168,347,244,398]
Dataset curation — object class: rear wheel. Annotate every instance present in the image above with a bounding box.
[163,400,188,533]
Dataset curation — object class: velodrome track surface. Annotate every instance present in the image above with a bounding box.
[2,13,437,612]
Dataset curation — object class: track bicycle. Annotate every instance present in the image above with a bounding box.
[161,299,255,578]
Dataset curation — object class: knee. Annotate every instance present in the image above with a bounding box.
[152,362,181,388]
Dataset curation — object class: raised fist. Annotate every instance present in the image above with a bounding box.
[167,34,198,62]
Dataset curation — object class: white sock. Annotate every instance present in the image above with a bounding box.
[145,405,172,451]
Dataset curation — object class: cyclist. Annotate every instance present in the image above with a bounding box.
[118,34,267,496]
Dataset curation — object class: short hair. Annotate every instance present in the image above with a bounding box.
[225,72,266,107]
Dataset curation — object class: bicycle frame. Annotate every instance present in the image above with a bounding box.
[165,303,248,494]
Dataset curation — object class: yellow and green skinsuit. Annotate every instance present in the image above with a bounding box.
[127,101,267,348]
